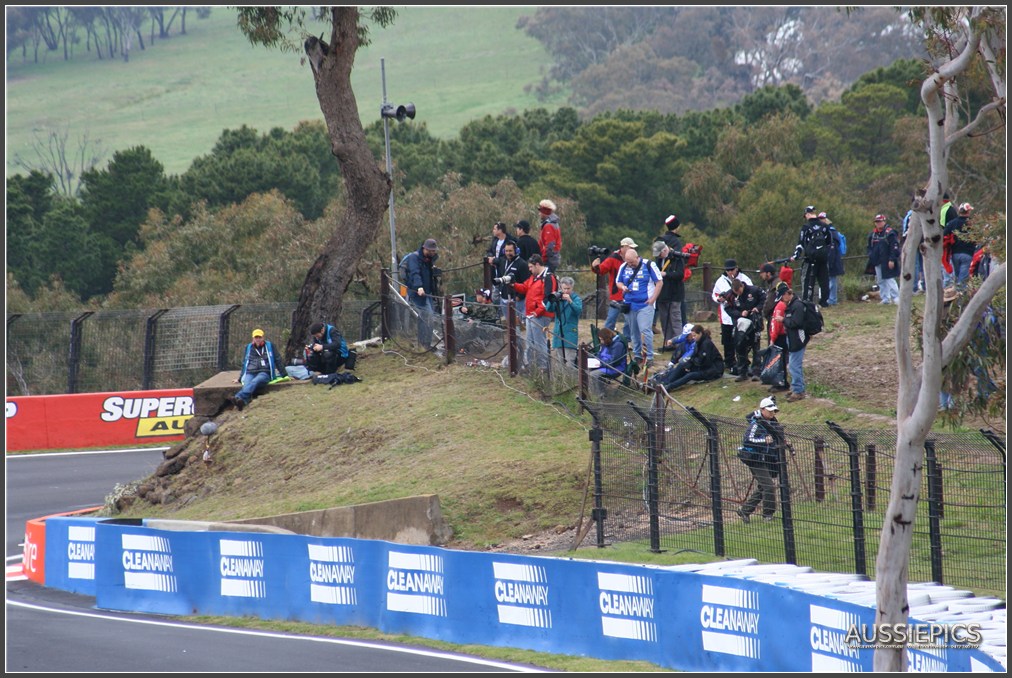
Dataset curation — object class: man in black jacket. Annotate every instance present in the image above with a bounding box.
[736,396,783,523]
[729,278,766,381]
[492,241,531,321]
[791,205,833,306]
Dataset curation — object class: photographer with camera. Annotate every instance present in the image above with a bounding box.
[305,321,353,375]
[711,259,754,375]
[513,253,557,371]
[491,241,530,321]
[658,214,686,344]
[545,276,583,367]
[590,237,638,334]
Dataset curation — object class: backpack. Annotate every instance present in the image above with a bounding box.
[397,252,418,290]
[805,222,832,260]
[835,229,847,256]
[801,299,824,336]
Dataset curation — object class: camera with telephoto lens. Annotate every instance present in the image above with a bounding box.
[668,249,692,260]
[493,274,513,285]
[609,299,631,314]
[544,291,560,304]
[587,245,611,258]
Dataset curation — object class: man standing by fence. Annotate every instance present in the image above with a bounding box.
[737,396,783,523]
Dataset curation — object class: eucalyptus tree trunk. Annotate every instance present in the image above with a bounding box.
[873,8,1006,671]
[285,7,391,359]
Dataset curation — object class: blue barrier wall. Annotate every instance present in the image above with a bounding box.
[41,517,1003,672]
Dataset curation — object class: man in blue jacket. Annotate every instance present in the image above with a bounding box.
[231,328,285,411]
[402,238,440,348]
[306,321,351,374]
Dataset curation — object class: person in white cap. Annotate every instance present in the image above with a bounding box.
[736,395,783,523]
[537,198,562,273]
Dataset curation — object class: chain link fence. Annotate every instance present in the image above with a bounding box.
[6,301,381,396]
[578,396,1006,597]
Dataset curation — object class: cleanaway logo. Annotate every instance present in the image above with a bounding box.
[386,551,447,617]
[908,645,947,673]
[66,525,96,581]
[219,539,266,598]
[597,571,657,642]
[809,604,862,671]
[308,544,357,606]
[699,584,760,659]
[492,561,552,628]
[121,533,177,592]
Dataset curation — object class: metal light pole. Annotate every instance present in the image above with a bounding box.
[380,58,416,284]
[381,58,398,282]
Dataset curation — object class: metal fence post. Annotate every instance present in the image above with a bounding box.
[980,428,1006,499]
[865,443,877,511]
[143,309,169,391]
[828,422,866,576]
[67,311,94,394]
[687,407,725,557]
[924,439,944,584]
[507,301,518,377]
[217,305,241,371]
[578,398,609,548]
[813,436,826,502]
[627,400,661,553]
[380,269,392,342]
[577,344,590,411]
[443,299,455,364]
[595,271,608,324]
[774,424,797,565]
[701,263,714,310]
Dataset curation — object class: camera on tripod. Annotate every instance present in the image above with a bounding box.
[493,274,513,285]
[587,245,611,258]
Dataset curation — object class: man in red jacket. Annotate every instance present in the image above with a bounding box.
[514,253,557,371]
[591,237,638,335]
[538,199,562,273]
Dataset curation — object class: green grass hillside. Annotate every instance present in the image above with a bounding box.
[6,7,564,177]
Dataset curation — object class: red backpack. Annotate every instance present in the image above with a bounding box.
[682,243,702,281]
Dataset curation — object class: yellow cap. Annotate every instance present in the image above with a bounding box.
[251,328,265,338]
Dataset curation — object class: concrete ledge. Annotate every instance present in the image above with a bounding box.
[146,519,296,535]
[185,370,308,437]
[229,494,453,546]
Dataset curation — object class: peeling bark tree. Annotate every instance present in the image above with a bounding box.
[237,7,394,360]
[875,7,1005,672]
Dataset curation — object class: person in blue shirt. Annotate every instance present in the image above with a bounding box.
[616,244,664,368]
[592,326,628,385]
